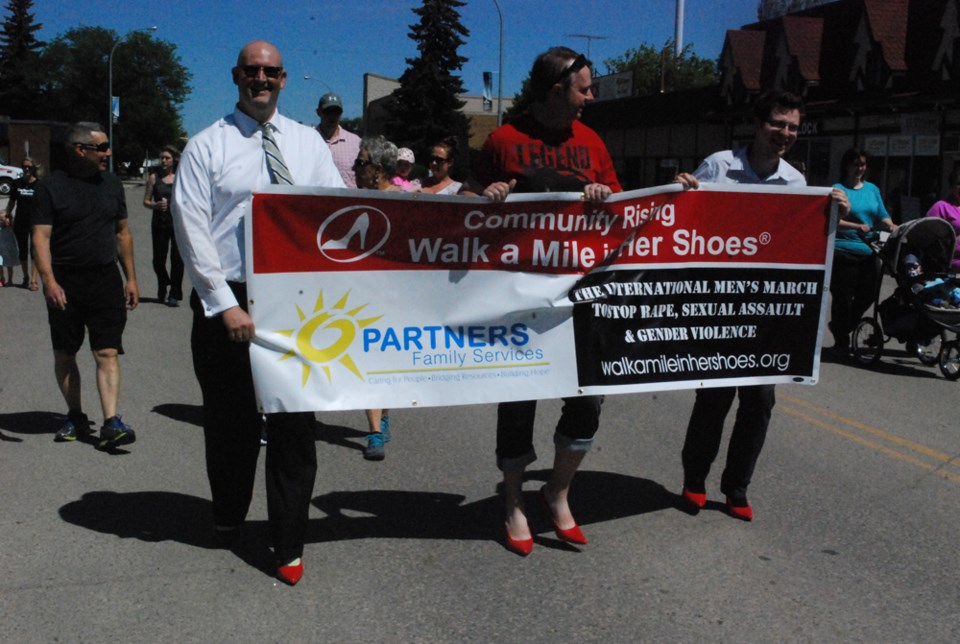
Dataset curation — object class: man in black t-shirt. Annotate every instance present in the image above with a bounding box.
[32,122,140,449]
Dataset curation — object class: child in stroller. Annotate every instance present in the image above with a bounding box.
[902,253,960,309]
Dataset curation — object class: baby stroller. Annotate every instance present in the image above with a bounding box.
[850,217,960,379]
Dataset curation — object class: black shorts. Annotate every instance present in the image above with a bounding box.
[47,263,127,354]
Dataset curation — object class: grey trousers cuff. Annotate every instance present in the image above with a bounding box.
[554,432,594,452]
[497,449,537,473]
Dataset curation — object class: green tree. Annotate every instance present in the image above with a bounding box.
[39,26,191,171]
[384,0,470,162]
[603,41,717,95]
[0,0,44,119]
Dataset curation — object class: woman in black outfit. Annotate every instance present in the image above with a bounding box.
[6,157,40,290]
[143,145,184,306]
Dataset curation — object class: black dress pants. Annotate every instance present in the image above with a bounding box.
[680,385,775,499]
[190,286,317,562]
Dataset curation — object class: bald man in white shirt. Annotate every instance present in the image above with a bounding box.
[173,40,344,586]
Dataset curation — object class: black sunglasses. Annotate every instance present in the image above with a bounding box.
[74,141,111,152]
[553,54,590,86]
[428,155,450,164]
[239,65,284,79]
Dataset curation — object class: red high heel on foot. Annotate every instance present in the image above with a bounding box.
[539,488,587,545]
[681,487,707,509]
[725,497,753,521]
[277,558,304,585]
[504,526,533,556]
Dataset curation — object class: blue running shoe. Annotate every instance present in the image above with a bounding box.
[98,416,136,449]
[364,432,385,461]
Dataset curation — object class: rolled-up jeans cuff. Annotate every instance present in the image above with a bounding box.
[554,432,593,452]
[497,449,536,473]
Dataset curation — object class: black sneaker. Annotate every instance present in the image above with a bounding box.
[98,415,136,449]
[54,412,90,442]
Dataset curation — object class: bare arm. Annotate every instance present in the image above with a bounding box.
[116,218,139,310]
[143,173,159,210]
[32,224,66,310]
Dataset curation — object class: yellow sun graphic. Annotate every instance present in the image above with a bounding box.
[275,290,382,386]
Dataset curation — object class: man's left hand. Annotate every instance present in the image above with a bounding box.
[125,279,139,310]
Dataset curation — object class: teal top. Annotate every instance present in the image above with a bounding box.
[832,181,890,256]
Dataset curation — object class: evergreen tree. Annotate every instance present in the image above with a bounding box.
[0,0,44,119]
[384,0,470,162]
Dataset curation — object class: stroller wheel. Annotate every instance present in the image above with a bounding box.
[909,331,945,366]
[851,318,883,365]
[938,341,960,381]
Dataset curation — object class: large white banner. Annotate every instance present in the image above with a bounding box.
[245,184,836,413]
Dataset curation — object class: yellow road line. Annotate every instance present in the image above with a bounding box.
[780,393,956,464]
[779,393,960,484]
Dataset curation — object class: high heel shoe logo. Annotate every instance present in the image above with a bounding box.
[317,205,391,263]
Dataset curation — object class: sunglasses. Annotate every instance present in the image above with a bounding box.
[74,141,111,152]
[428,155,450,164]
[239,65,283,79]
[765,118,800,133]
[353,158,376,170]
[553,53,590,86]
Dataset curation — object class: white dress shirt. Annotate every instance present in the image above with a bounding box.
[173,106,345,317]
[694,146,806,187]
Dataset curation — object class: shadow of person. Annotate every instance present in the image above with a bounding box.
[152,403,203,426]
[313,418,367,451]
[308,470,677,547]
[0,410,77,436]
[58,491,274,573]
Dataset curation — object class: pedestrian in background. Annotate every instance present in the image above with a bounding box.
[143,145,184,306]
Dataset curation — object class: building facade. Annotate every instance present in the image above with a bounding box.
[584,0,960,222]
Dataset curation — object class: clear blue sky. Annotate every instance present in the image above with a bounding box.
[33,0,760,136]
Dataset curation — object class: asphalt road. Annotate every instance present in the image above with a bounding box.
[2,183,959,642]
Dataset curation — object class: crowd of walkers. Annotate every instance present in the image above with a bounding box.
[20,36,960,589]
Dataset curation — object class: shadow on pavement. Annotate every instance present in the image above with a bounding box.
[0,410,72,436]
[309,470,677,545]
[59,490,274,573]
[152,403,203,426]
[313,419,366,451]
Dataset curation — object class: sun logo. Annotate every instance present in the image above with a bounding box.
[275,290,382,386]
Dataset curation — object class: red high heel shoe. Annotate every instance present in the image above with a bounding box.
[539,488,587,545]
[277,558,304,585]
[504,526,533,556]
[681,487,707,509]
[725,497,753,522]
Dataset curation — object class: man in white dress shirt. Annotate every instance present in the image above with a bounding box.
[172,40,344,586]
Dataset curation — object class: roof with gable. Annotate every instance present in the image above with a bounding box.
[863,0,908,71]
[725,29,767,91]
[782,16,824,81]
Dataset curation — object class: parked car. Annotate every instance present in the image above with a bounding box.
[0,161,23,195]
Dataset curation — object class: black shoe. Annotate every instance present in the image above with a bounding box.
[166,297,179,307]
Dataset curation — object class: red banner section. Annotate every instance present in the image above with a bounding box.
[251,187,832,276]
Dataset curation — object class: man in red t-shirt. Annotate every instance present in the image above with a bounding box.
[478,46,620,556]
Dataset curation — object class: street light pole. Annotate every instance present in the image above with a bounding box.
[493,0,503,127]
[108,26,157,173]
[303,74,334,92]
